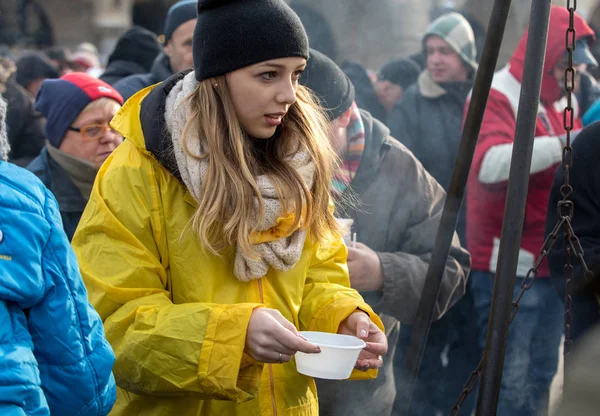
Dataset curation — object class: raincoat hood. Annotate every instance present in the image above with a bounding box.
[508,6,595,104]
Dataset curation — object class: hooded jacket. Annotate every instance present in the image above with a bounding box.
[316,110,471,416]
[113,53,173,101]
[467,7,593,278]
[71,73,383,416]
[0,161,116,415]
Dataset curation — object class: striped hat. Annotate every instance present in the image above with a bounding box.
[423,12,477,71]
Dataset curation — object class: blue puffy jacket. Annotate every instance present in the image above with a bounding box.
[0,160,116,415]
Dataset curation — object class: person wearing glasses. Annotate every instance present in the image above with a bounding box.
[27,72,124,240]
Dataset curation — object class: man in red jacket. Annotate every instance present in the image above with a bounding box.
[466,6,596,415]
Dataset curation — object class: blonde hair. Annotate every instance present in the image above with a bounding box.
[180,77,340,257]
[79,97,121,116]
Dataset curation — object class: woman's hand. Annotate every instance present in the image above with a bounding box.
[245,308,321,364]
[338,311,388,371]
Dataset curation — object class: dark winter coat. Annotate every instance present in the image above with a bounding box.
[100,60,148,86]
[113,53,172,101]
[387,70,472,190]
[4,79,45,166]
[546,122,600,341]
[387,70,473,242]
[26,148,86,241]
[316,110,471,416]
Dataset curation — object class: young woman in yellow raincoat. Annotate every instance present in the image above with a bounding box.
[72,0,387,414]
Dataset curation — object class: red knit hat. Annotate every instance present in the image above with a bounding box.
[34,73,123,147]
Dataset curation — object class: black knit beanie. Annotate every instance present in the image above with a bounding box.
[299,49,355,121]
[378,58,421,89]
[16,54,59,89]
[193,0,309,82]
[164,0,198,44]
[108,26,161,72]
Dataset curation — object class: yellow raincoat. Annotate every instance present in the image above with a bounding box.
[72,85,384,416]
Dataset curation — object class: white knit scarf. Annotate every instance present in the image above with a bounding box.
[165,72,315,281]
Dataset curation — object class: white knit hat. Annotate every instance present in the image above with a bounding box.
[424,12,477,70]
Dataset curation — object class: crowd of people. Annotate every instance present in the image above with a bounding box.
[1,1,600,415]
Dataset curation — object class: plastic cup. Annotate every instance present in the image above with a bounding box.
[295,331,366,380]
[336,218,354,245]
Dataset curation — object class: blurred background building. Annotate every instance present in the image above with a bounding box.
[1,0,599,70]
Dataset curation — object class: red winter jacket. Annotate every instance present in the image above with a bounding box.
[466,7,594,278]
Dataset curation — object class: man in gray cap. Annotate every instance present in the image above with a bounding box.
[387,12,477,231]
[386,14,480,414]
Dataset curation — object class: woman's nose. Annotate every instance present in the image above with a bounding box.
[276,79,298,105]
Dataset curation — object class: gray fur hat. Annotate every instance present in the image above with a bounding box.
[0,98,9,161]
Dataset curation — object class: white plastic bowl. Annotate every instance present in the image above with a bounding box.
[295,331,366,380]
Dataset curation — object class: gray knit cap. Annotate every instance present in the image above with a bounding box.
[0,98,9,161]
[424,12,477,71]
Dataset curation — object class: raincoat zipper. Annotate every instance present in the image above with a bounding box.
[258,278,278,416]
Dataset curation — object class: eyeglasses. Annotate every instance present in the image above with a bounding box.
[67,124,120,141]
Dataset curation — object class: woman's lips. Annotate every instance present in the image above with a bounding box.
[265,114,284,126]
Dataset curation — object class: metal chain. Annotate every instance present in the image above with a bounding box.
[449,220,565,415]
[450,1,596,412]
[449,360,482,416]
[562,0,577,358]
